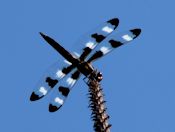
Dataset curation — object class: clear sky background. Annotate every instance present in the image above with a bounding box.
[0,0,175,132]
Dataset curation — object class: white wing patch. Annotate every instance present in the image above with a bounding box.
[67,77,76,87]
[55,97,64,105]
[39,86,47,95]
[86,41,95,49]
[102,26,113,33]
[56,70,65,78]
[64,60,72,65]
[100,46,111,54]
[122,34,133,41]
[73,52,80,58]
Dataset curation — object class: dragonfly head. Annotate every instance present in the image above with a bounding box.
[96,72,103,82]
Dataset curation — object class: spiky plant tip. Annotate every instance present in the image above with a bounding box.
[87,75,111,132]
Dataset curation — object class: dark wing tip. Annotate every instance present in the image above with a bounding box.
[49,104,61,112]
[107,18,119,28]
[30,92,43,101]
[130,28,141,37]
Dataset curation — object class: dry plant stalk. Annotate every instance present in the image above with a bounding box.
[87,78,111,132]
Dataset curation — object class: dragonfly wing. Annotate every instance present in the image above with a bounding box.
[30,61,76,101]
[87,28,141,62]
[72,18,119,61]
[48,70,81,112]
[40,32,78,64]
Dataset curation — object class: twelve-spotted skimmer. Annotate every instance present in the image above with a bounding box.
[30,18,141,112]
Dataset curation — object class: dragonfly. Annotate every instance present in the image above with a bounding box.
[30,18,141,112]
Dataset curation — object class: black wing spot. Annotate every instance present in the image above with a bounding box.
[95,51,104,57]
[72,71,80,79]
[46,77,58,88]
[107,18,119,27]
[62,67,68,74]
[49,104,62,112]
[59,86,70,97]
[80,47,92,60]
[109,40,123,48]
[83,47,92,52]
[30,92,43,101]
[91,33,105,43]
[62,65,75,74]
[88,51,103,63]
[130,29,141,38]
[62,67,69,74]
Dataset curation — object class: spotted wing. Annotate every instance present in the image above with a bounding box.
[30,61,76,101]
[72,18,119,61]
[48,70,81,112]
[87,28,142,62]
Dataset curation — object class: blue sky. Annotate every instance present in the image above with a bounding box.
[0,0,175,132]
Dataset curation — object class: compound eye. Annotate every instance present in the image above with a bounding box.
[97,76,103,81]
[98,72,102,76]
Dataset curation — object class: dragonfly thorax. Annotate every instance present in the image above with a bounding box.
[77,61,94,77]
[77,61,103,82]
